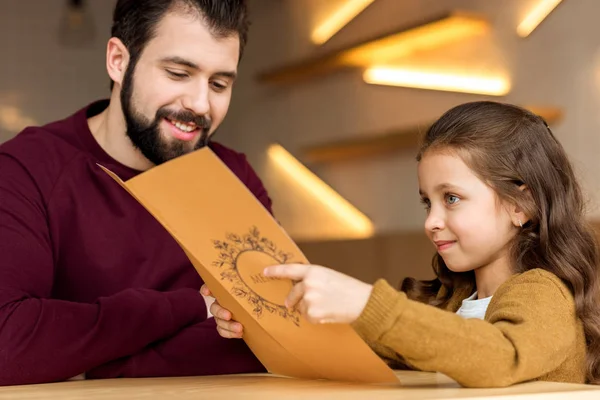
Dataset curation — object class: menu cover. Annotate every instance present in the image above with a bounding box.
[99,147,398,384]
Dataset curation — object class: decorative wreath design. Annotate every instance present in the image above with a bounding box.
[212,226,300,326]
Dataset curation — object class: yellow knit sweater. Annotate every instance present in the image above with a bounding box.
[352,269,587,388]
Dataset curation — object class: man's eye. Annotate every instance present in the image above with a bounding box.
[211,81,228,91]
[167,70,188,79]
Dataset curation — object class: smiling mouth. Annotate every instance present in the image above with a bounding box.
[163,118,203,142]
[165,117,199,133]
[434,240,456,251]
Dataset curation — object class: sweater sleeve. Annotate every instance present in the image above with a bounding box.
[352,270,580,388]
[0,154,207,386]
[86,318,265,379]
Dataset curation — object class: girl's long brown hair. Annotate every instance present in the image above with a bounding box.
[401,101,600,383]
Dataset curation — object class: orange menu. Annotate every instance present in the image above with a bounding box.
[99,147,398,384]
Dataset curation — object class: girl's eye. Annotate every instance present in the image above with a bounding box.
[420,198,431,211]
[446,194,460,205]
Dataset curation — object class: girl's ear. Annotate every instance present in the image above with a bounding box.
[511,184,531,228]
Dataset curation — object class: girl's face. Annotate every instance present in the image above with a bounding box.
[417,151,519,273]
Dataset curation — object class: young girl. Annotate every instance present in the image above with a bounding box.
[202,101,600,387]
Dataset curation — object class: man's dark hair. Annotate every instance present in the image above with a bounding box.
[109,0,249,90]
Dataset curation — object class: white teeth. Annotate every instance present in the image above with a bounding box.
[171,119,196,132]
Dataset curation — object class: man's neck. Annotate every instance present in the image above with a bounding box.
[88,93,154,172]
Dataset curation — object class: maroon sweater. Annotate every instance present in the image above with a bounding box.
[0,100,270,385]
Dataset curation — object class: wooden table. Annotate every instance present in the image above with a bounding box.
[0,371,598,399]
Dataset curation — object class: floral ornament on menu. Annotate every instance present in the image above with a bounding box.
[212,226,301,326]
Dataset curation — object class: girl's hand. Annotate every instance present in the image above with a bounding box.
[263,264,373,324]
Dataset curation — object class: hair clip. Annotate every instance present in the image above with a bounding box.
[541,118,553,134]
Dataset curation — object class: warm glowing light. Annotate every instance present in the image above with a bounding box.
[363,67,511,96]
[0,106,37,133]
[311,0,376,45]
[259,12,491,85]
[517,0,562,38]
[267,144,374,238]
[340,13,489,66]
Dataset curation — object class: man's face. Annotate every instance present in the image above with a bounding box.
[120,11,240,165]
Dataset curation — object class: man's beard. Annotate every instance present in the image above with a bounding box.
[120,62,213,166]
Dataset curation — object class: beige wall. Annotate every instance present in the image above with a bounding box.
[2,1,600,282]
[224,0,600,240]
[0,0,117,142]
[3,1,599,236]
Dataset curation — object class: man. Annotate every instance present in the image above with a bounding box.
[0,0,269,385]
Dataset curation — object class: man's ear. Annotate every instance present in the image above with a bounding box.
[106,37,130,87]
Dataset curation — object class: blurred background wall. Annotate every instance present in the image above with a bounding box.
[2,0,598,285]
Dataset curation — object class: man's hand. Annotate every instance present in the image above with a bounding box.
[200,285,244,339]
